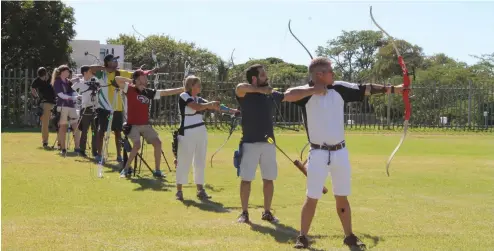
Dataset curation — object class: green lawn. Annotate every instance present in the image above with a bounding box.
[2,129,494,251]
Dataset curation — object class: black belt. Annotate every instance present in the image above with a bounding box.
[183,122,205,130]
[310,141,346,165]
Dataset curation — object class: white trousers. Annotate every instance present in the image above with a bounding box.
[176,125,208,185]
[306,147,351,199]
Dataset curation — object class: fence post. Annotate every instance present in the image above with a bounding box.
[468,80,472,128]
[386,79,391,129]
[24,69,29,125]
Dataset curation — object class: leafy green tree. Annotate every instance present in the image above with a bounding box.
[1,1,76,70]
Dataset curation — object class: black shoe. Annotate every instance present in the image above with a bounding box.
[237,211,250,223]
[294,235,309,249]
[261,210,279,223]
[42,142,48,148]
[175,191,184,201]
[344,234,366,250]
[60,149,67,156]
[196,189,211,200]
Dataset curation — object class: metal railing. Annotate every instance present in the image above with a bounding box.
[2,69,493,131]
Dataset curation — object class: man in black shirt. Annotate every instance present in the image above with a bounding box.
[235,64,283,224]
[31,67,56,147]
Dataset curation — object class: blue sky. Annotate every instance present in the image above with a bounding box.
[64,0,493,66]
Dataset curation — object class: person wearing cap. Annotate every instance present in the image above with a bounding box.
[90,54,144,163]
[113,69,183,178]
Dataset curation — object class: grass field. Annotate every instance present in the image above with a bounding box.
[2,129,494,251]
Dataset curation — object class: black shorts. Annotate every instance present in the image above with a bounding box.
[97,109,124,132]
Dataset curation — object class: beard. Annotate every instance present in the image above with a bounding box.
[258,78,269,87]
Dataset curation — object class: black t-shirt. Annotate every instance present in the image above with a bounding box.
[236,91,284,143]
[31,77,56,104]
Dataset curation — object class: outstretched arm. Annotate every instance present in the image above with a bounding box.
[283,85,322,102]
[158,87,184,97]
[362,83,405,96]
[235,83,272,97]
[114,76,131,90]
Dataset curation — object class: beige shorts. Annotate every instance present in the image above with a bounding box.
[128,125,159,144]
[239,142,278,181]
[57,106,78,125]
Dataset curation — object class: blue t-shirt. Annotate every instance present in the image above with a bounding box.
[236,91,284,143]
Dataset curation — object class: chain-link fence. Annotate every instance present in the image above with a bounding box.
[2,68,493,131]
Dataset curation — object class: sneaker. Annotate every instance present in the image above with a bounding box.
[60,149,67,156]
[116,156,123,163]
[261,210,279,223]
[95,155,102,163]
[119,168,132,178]
[237,211,250,223]
[153,170,165,178]
[42,142,48,148]
[92,151,98,158]
[294,235,309,249]
[74,148,81,153]
[175,191,184,201]
[343,234,366,250]
[196,189,211,200]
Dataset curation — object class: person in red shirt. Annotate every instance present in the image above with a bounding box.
[114,70,183,178]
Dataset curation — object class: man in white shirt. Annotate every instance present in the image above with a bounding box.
[282,57,406,250]
[72,66,101,157]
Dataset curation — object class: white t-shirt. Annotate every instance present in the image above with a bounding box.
[72,77,102,109]
[293,81,366,145]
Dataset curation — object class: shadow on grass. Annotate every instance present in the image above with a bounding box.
[181,198,230,213]
[130,176,173,192]
[248,221,327,249]
[75,157,121,172]
[326,233,383,250]
[204,184,225,193]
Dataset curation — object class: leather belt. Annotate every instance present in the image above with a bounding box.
[310,141,346,165]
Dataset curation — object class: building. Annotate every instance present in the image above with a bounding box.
[69,39,132,72]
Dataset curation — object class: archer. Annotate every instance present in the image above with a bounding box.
[283,57,405,250]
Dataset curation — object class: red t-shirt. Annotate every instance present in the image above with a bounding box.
[126,85,150,125]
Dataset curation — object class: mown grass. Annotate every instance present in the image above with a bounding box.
[2,129,493,251]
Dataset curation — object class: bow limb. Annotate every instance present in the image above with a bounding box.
[209,48,239,167]
[370,6,412,176]
[288,19,313,162]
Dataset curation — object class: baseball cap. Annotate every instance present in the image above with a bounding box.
[132,69,153,80]
[104,54,120,62]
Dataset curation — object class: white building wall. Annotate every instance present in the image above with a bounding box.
[69,40,132,72]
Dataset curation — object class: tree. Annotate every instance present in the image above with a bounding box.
[1,1,76,70]
[315,30,383,82]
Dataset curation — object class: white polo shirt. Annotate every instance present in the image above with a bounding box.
[178,92,208,129]
[293,81,366,145]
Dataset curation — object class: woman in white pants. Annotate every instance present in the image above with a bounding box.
[175,75,238,200]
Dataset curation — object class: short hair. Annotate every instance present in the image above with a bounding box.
[245,64,263,84]
[309,57,332,74]
[80,65,90,74]
[183,75,201,92]
[37,67,47,77]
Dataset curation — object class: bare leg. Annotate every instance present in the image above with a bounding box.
[123,140,141,171]
[71,122,81,149]
[114,130,122,159]
[240,180,251,212]
[300,197,318,235]
[335,195,352,236]
[58,124,68,150]
[262,179,274,212]
[152,139,162,171]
